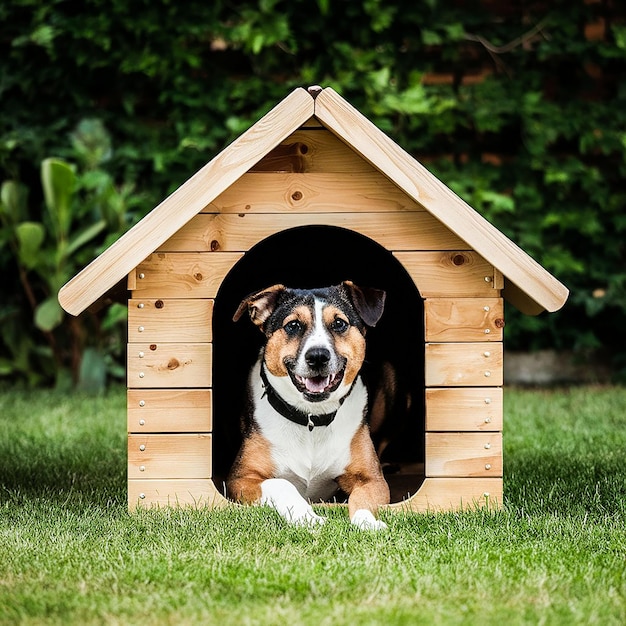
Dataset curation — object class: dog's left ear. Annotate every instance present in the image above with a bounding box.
[233,284,286,331]
[341,281,386,328]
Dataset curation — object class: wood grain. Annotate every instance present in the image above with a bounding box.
[206,172,424,213]
[127,389,212,433]
[395,251,499,298]
[132,253,242,298]
[425,433,503,477]
[159,213,466,253]
[249,129,376,173]
[425,342,503,386]
[387,477,502,512]
[127,343,212,388]
[128,478,228,509]
[128,299,213,342]
[424,297,504,342]
[425,387,503,431]
[128,434,212,479]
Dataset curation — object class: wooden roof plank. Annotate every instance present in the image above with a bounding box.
[313,87,569,314]
[58,87,315,316]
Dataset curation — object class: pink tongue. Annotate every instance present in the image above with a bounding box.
[305,376,330,393]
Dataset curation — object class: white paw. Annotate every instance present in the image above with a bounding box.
[260,478,326,527]
[351,509,388,531]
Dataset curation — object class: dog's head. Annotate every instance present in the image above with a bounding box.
[234,281,385,404]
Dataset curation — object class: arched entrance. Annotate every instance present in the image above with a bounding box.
[211,226,425,503]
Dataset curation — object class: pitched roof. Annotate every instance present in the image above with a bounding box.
[58,86,568,317]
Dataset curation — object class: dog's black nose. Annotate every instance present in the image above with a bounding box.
[305,347,331,368]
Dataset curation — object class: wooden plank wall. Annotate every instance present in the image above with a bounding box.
[127,121,503,512]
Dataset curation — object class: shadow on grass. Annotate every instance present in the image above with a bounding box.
[0,437,127,508]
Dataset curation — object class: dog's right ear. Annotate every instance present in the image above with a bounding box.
[233,284,286,330]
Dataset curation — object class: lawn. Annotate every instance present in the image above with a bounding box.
[1,385,625,625]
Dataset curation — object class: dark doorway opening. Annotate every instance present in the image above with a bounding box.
[212,226,425,503]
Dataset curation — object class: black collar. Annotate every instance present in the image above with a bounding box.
[259,366,354,431]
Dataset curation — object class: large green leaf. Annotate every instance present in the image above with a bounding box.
[0,180,28,225]
[34,296,64,332]
[41,158,76,241]
[15,221,45,269]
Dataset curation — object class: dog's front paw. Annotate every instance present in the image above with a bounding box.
[351,509,388,531]
[260,478,325,528]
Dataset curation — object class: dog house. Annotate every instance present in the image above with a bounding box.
[58,86,568,513]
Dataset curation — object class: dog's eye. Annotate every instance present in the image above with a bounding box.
[284,320,303,336]
[330,318,349,333]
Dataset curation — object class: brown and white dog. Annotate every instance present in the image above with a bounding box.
[227,281,390,530]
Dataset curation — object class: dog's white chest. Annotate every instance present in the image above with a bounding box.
[279,421,355,500]
[253,373,367,501]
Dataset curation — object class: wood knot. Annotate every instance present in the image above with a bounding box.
[149,344,157,351]
[155,300,164,309]
[194,273,203,281]
[210,240,220,251]
[291,191,303,201]
[452,254,467,266]
[167,358,180,370]
[495,318,505,328]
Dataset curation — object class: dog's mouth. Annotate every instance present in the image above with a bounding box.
[291,369,345,398]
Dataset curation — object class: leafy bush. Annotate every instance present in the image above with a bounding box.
[1,0,625,385]
[0,120,140,388]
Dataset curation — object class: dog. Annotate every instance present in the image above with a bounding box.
[227,281,391,530]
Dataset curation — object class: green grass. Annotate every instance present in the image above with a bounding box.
[1,385,625,625]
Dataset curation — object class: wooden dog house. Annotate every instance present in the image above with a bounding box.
[58,86,568,513]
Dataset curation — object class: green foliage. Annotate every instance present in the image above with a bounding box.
[0,120,138,388]
[1,0,625,385]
